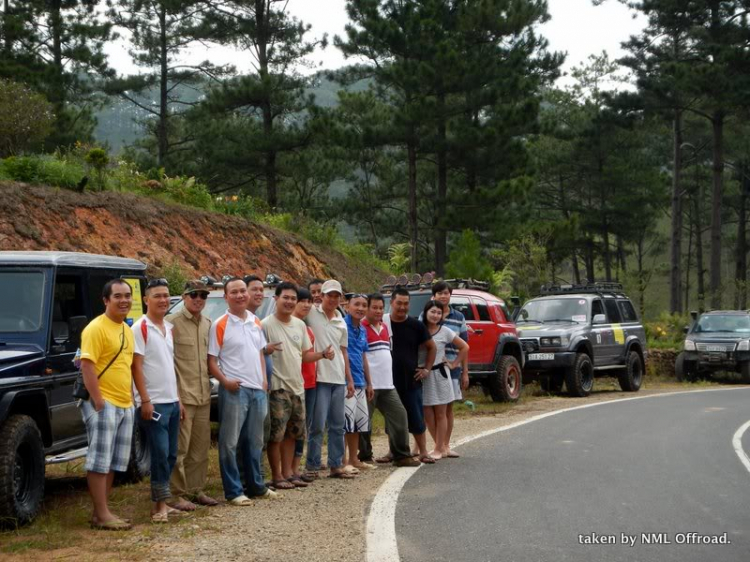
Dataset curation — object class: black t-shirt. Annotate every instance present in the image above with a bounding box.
[390,316,432,390]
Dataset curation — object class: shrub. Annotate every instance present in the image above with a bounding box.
[2,156,40,182]
[84,148,109,191]
[36,157,85,190]
[0,80,54,157]
[161,175,212,209]
[214,194,269,220]
[645,312,691,350]
[158,261,188,297]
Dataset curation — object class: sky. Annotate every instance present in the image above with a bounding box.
[104,0,646,85]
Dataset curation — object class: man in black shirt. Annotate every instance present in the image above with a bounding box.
[388,288,437,464]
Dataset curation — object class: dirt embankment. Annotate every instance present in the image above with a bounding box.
[0,182,384,290]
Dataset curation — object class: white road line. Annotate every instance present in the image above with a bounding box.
[732,420,750,474]
[365,386,750,562]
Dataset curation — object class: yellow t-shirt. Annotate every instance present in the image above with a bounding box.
[80,314,135,408]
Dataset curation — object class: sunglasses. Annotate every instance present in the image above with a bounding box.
[187,292,209,300]
[147,278,169,289]
[349,293,368,301]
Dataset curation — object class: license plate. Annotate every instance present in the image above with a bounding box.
[706,346,725,352]
[529,353,554,361]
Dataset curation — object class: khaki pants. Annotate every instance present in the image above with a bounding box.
[170,402,211,498]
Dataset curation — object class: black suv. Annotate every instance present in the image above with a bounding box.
[516,283,647,397]
[676,310,750,382]
[0,251,150,526]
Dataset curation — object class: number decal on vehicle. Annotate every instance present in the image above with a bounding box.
[596,333,602,344]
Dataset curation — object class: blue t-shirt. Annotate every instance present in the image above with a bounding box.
[443,307,468,380]
[345,315,369,388]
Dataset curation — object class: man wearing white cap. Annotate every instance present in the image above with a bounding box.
[304,279,356,479]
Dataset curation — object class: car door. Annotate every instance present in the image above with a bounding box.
[471,297,499,366]
[617,299,641,354]
[449,296,480,367]
[589,298,611,366]
[603,298,626,362]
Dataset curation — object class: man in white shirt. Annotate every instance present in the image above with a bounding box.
[208,278,277,505]
[305,280,356,479]
[132,278,184,523]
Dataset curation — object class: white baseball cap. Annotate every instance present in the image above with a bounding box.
[321,279,343,295]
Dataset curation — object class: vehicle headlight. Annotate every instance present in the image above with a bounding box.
[541,337,562,347]
[684,340,696,351]
[737,340,750,351]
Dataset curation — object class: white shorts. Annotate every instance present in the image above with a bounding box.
[344,387,370,433]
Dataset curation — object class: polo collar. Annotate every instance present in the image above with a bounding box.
[144,314,173,332]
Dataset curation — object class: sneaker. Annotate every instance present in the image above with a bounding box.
[394,457,421,468]
[258,488,281,500]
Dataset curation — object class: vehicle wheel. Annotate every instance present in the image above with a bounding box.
[618,351,644,392]
[674,352,695,382]
[116,420,150,484]
[566,353,594,397]
[741,362,750,384]
[0,415,45,527]
[540,371,564,393]
[488,356,523,402]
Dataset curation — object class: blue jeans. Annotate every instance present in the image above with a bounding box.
[306,382,345,470]
[138,401,179,502]
[294,387,317,458]
[218,386,267,500]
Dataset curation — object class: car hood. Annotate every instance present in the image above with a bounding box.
[0,344,44,365]
[517,323,582,338]
[688,333,749,342]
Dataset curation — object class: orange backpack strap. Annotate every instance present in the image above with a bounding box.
[216,315,229,349]
[141,319,148,345]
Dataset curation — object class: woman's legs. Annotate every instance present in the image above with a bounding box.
[430,404,448,459]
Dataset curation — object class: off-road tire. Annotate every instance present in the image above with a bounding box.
[488,356,522,402]
[741,362,750,384]
[0,415,45,527]
[566,353,594,397]
[116,419,150,484]
[540,371,564,393]
[674,352,696,382]
[618,351,644,392]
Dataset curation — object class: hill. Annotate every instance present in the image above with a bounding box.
[0,181,385,290]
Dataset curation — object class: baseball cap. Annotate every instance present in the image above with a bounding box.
[183,279,209,295]
[321,279,343,295]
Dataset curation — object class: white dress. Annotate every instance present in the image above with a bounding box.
[420,325,456,406]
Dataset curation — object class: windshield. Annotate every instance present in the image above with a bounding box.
[383,293,432,318]
[694,314,750,333]
[0,271,46,332]
[518,298,588,324]
[168,293,275,322]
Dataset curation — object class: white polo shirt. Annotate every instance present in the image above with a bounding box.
[306,305,348,385]
[132,315,179,406]
[208,310,266,390]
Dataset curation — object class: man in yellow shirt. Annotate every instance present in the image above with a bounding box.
[80,279,136,530]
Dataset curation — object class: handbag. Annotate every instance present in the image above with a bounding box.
[72,325,125,401]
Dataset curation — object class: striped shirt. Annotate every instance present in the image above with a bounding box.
[443,307,468,380]
[362,319,394,390]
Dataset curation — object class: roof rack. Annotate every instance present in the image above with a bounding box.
[539,282,626,297]
[380,274,489,293]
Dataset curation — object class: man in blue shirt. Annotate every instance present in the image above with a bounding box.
[431,281,469,458]
[344,294,375,470]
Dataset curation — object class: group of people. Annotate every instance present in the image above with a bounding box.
[78,275,469,530]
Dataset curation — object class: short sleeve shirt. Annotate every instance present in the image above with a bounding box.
[262,314,311,395]
[345,315,370,388]
[306,306,348,385]
[208,310,266,390]
[418,325,453,367]
[363,319,394,390]
[166,308,211,406]
[80,314,135,408]
[302,328,316,389]
[132,316,179,407]
[387,315,432,391]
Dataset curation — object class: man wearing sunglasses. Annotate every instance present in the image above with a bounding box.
[166,280,219,511]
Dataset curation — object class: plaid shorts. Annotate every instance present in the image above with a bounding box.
[81,399,134,474]
[269,389,306,443]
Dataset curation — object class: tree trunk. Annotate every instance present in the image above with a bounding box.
[670,112,683,313]
[256,0,277,207]
[684,199,693,312]
[434,92,447,276]
[602,222,612,281]
[571,250,581,284]
[48,0,63,105]
[3,0,12,56]
[735,162,748,309]
[585,239,595,282]
[408,139,418,273]
[157,4,168,168]
[695,188,705,312]
[709,113,724,309]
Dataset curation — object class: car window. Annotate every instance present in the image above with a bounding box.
[618,300,638,323]
[450,296,476,321]
[604,299,622,323]
[473,298,492,321]
[496,304,511,323]
[592,300,603,317]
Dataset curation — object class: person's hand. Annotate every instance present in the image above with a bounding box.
[448,360,460,371]
[263,378,268,392]
[179,403,186,421]
[323,345,335,360]
[266,342,283,355]
[92,396,105,412]
[223,379,241,392]
[346,381,355,399]
[140,401,154,421]
[461,372,469,391]
[366,385,374,402]
[414,368,429,382]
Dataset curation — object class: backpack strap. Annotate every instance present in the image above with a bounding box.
[141,319,148,346]
[216,314,229,349]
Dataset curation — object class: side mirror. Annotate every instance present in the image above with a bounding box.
[68,316,88,347]
[690,310,698,320]
[593,314,606,325]
[683,326,689,334]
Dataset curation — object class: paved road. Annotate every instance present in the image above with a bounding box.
[396,389,750,562]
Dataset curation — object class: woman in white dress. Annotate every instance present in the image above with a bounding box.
[419,300,469,459]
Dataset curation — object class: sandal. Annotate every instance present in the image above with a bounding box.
[195,493,220,506]
[342,465,360,475]
[229,495,253,506]
[273,479,295,490]
[150,512,169,524]
[166,506,189,517]
[170,498,197,511]
[445,450,460,458]
[419,455,437,464]
[297,472,315,483]
[328,470,356,479]
[303,470,320,480]
[90,518,132,531]
[374,455,393,464]
[287,476,309,488]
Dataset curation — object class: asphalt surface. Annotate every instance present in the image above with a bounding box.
[396,388,750,562]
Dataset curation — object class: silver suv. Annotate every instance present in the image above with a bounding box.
[515,283,647,397]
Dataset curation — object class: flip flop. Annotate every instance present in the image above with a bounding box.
[374,455,393,464]
[445,450,460,458]
[273,479,295,490]
[150,512,169,524]
[195,494,220,506]
[287,476,309,488]
[342,465,360,475]
[303,470,320,480]
[90,518,132,531]
[170,498,197,511]
[166,506,189,517]
[297,472,315,483]
[419,455,437,464]
[328,470,356,479]
[229,495,253,506]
